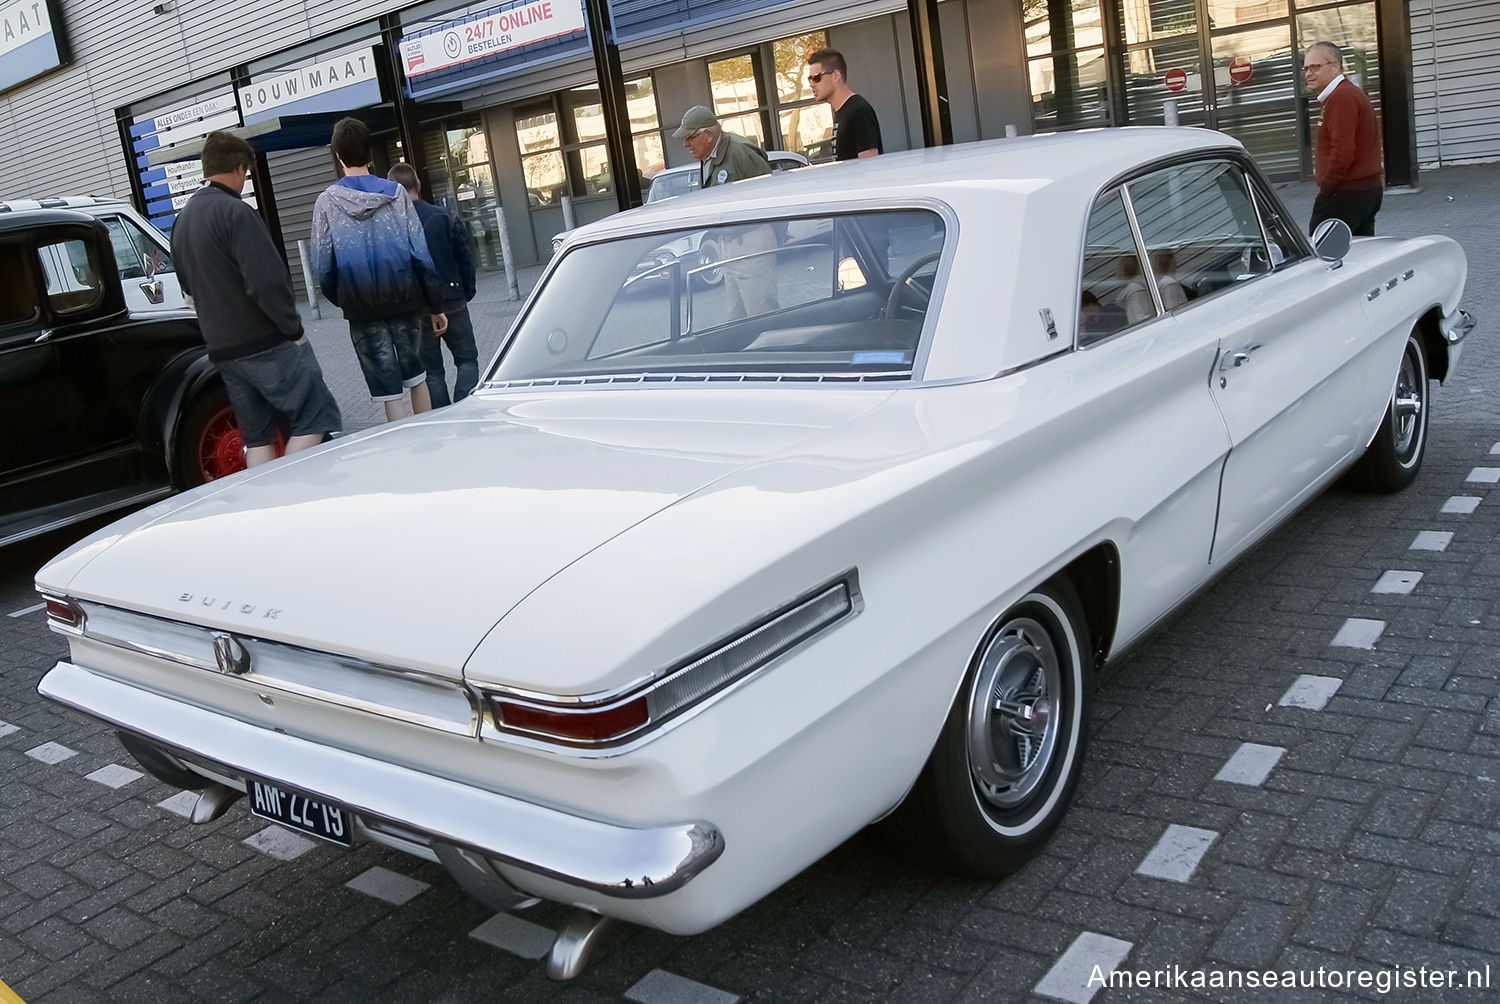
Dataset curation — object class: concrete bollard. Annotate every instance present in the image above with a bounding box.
[560,194,576,232]
[1005,124,1018,138]
[296,239,320,319]
[1164,99,1179,127]
[494,208,520,301]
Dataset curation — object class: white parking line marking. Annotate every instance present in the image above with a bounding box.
[1443,496,1481,514]
[1411,530,1454,551]
[1215,743,1285,786]
[1466,467,1500,484]
[25,741,77,764]
[86,764,144,789]
[7,602,44,618]
[1136,824,1218,883]
[347,866,429,905]
[469,912,554,959]
[0,721,17,739]
[1491,443,1500,455]
[158,791,199,817]
[1035,931,1133,1003]
[1331,618,1385,649]
[1279,675,1343,710]
[244,826,316,860]
[626,969,742,1004]
[1372,570,1422,594]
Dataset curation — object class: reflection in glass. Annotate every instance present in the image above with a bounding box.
[634,134,666,180]
[709,55,760,115]
[1117,0,1196,44]
[515,106,560,156]
[1211,24,1300,177]
[718,111,765,147]
[1030,47,1111,130]
[522,151,566,207]
[779,103,833,160]
[569,87,607,144]
[773,31,827,103]
[1206,0,1288,29]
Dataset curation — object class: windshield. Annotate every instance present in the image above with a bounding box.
[646,170,699,203]
[491,209,946,384]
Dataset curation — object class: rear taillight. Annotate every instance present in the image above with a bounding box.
[485,572,859,749]
[42,594,84,634]
[492,695,650,744]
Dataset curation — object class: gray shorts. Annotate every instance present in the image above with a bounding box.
[349,313,427,401]
[217,340,342,447]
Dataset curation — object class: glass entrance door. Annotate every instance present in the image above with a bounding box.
[423,118,504,271]
[1114,1,1310,180]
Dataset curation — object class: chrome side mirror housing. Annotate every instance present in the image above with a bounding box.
[1312,218,1352,265]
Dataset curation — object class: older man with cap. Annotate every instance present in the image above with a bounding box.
[673,105,778,318]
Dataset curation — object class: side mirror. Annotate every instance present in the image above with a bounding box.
[1312,218,1352,264]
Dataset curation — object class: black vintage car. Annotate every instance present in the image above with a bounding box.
[1,209,244,547]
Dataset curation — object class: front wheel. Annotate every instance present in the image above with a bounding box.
[176,388,247,488]
[884,578,1091,876]
[1347,331,1429,493]
[694,238,724,286]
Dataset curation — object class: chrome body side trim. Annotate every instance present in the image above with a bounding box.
[39,661,724,899]
[76,602,479,736]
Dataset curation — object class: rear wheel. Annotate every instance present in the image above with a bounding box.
[1347,331,1428,493]
[176,388,246,488]
[885,578,1091,875]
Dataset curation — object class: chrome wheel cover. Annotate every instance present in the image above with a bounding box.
[1391,339,1425,460]
[967,615,1062,809]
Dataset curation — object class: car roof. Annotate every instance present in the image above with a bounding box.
[0,196,132,213]
[0,207,107,233]
[592,128,1241,237]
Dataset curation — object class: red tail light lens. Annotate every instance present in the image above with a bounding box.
[493,696,649,744]
[43,594,84,633]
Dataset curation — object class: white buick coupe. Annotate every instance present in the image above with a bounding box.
[36,129,1472,979]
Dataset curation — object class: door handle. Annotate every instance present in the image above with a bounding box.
[1218,343,1262,372]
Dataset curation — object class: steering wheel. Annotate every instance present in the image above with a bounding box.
[884,252,942,319]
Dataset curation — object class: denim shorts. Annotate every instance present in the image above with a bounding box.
[217,340,343,447]
[349,313,427,401]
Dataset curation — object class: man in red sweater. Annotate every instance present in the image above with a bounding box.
[1303,41,1383,236]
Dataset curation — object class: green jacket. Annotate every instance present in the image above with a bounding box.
[700,133,772,188]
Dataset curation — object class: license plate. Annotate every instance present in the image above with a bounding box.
[248,779,353,847]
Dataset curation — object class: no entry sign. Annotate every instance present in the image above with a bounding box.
[1165,67,1187,92]
[1229,56,1253,85]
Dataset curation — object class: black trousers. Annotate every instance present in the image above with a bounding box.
[1309,188,1383,237]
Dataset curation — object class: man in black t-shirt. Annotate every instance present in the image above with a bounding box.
[807,48,883,161]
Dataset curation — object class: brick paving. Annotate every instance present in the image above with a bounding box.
[2,163,1499,1001]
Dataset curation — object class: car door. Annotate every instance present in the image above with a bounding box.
[99,212,186,312]
[1124,159,1374,564]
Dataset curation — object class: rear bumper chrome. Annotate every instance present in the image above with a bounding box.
[38,660,724,899]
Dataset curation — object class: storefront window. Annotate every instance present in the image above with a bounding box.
[516,103,566,207]
[771,31,830,160]
[708,53,767,146]
[1027,1,1111,129]
[518,77,663,200]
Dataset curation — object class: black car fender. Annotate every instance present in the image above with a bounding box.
[136,350,224,484]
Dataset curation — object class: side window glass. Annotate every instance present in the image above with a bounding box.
[0,243,40,326]
[38,239,103,315]
[116,215,174,275]
[1127,162,1270,302]
[1078,188,1146,345]
[103,218,146,278]
[1248,179,1307,269]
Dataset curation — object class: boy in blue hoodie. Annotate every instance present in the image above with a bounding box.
[312,117,447,421]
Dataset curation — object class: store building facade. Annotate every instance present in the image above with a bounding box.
[2,0,1497,286]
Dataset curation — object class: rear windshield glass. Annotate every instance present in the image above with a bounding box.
[491,209,946,384]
